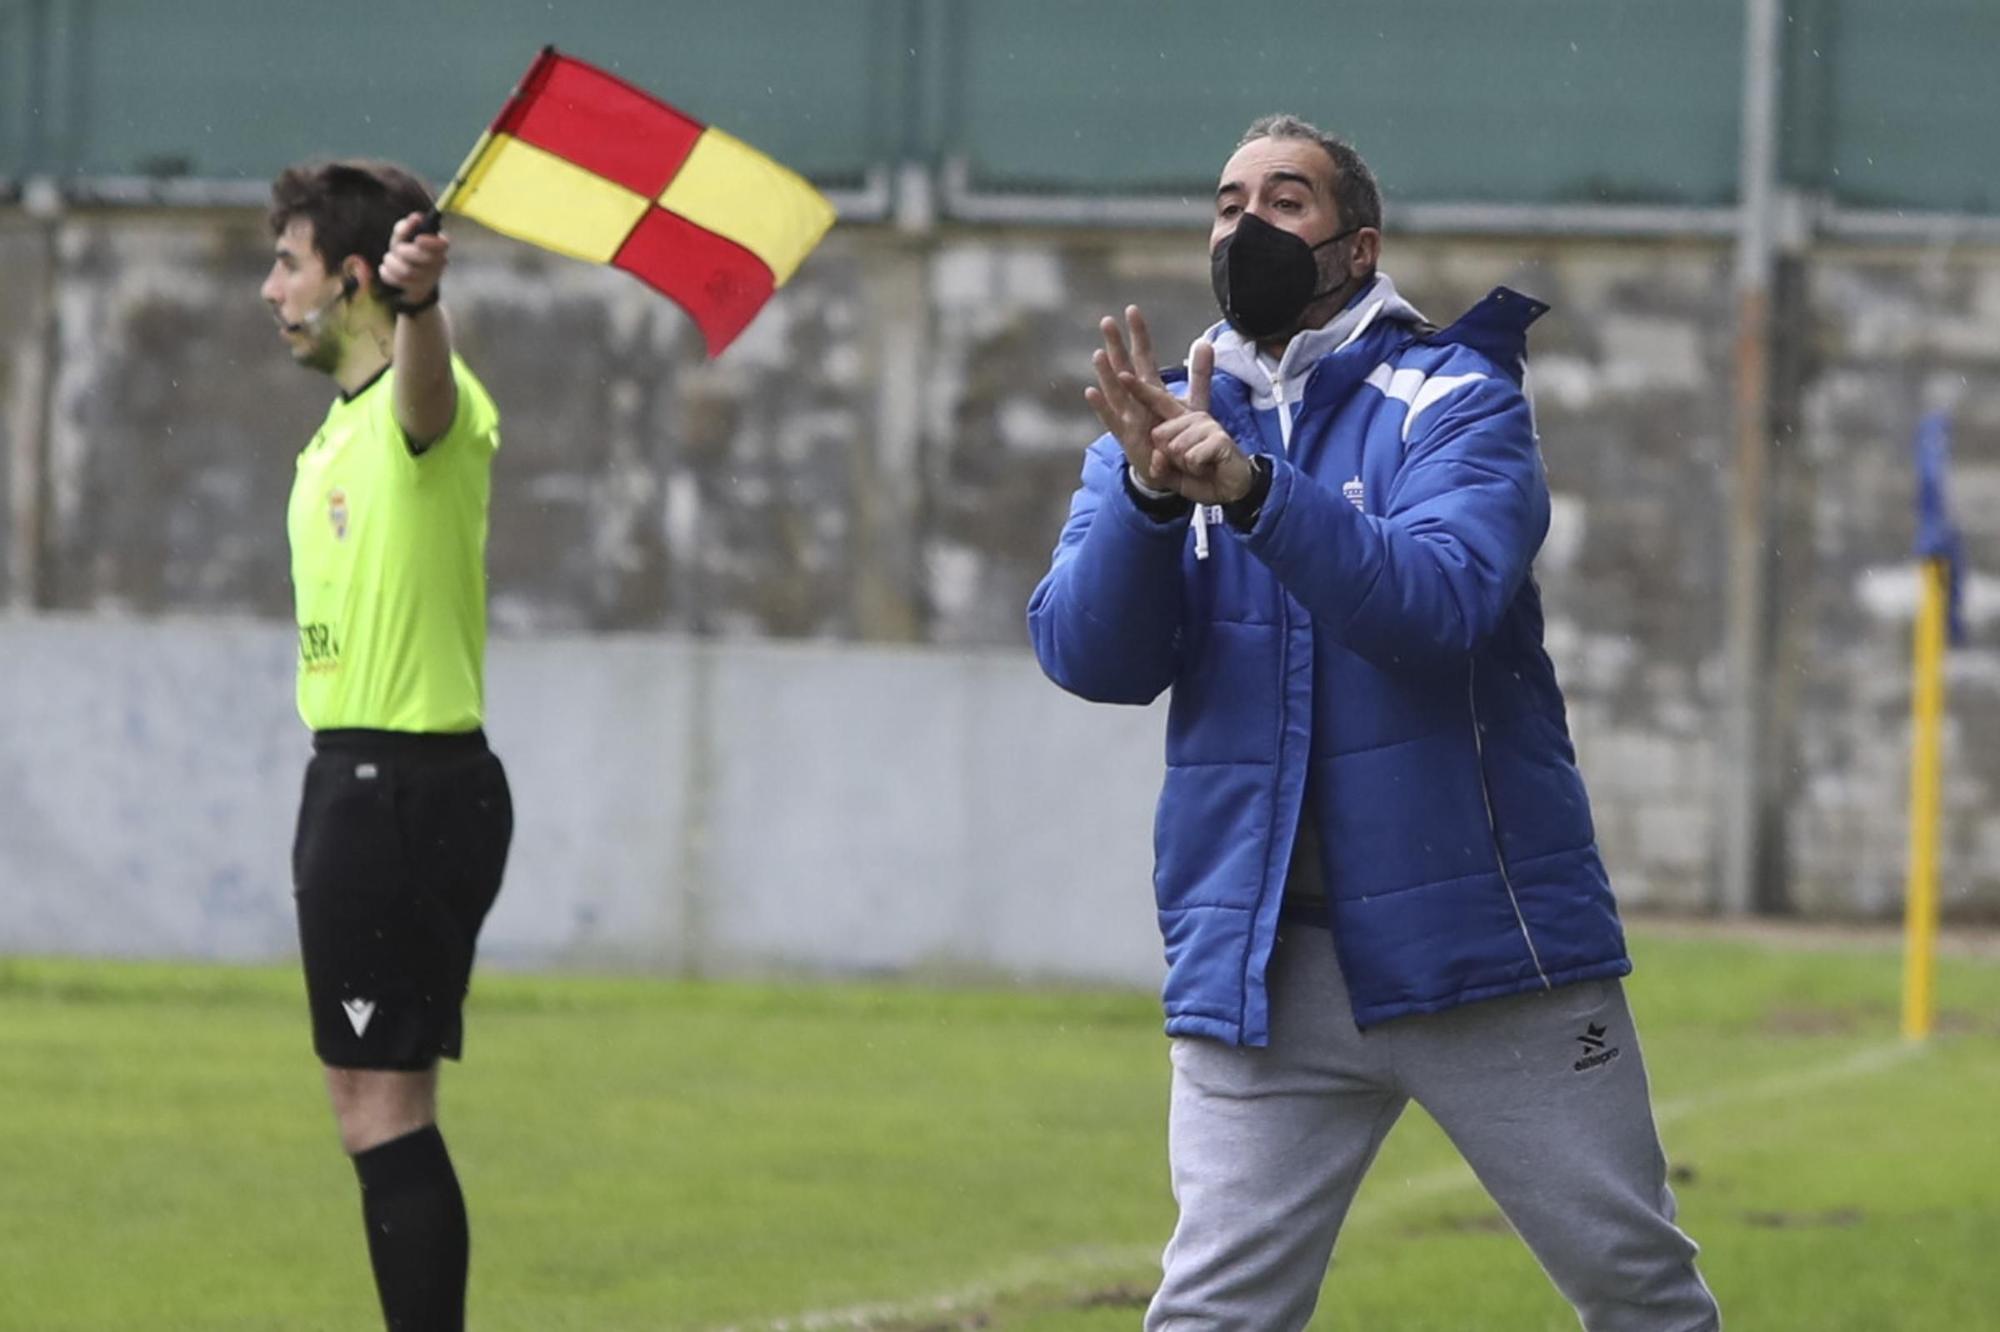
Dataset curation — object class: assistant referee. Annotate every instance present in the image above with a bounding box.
[261,159,509,1332]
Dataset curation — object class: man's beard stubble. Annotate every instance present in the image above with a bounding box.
[295,326,342,374]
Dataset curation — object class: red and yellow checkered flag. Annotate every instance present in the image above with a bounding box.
[438,47,835,356]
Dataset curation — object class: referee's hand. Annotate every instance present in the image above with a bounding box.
[379,211,448,306]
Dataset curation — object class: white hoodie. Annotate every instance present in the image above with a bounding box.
[1197,272,1430,450]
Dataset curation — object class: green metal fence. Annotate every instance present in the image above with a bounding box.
[2,0,1995,218]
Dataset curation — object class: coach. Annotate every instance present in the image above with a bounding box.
[1028,116,1722,1331]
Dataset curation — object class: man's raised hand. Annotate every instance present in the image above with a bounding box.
[1121,341,1256,505]
[378,211,449,308]
[1085,305,1181,492]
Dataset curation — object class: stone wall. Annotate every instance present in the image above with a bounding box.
[1787,251,2000,917]
[2,207,1994,921]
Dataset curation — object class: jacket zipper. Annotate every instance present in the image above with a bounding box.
[1245,569,1296,1039]
[1468,660,1551,988]
[1271,364,1294,450]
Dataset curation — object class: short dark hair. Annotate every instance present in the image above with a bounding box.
[268,160,433,289]
[1238,115,1382,232]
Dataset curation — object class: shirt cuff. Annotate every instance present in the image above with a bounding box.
[1123,464,1194,522]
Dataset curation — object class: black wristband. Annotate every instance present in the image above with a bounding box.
[1221,454,1274,532]
[390,286,441,317]
[1123,465,1194,522]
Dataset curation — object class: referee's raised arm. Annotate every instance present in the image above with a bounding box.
[378,210,458,449]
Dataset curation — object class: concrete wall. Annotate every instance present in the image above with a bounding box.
[2,207,1997,953]
[0,616,1169,982]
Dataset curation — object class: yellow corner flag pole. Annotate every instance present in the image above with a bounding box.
[1901,555,1948,1041]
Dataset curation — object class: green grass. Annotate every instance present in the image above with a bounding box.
[2,931,1997,1330]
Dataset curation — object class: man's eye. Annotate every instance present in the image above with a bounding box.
[1218,203,1241,219]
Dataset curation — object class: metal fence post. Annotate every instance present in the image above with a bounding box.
[1715,0,1785,916]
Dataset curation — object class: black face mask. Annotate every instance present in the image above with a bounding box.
[1209,212,1361,341]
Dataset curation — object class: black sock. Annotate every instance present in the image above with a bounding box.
[351,1125,469,1332]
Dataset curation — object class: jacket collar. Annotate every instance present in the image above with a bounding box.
[1171,277,1551,445]
[1202,273,1430,413]
[1422,286,1549,385]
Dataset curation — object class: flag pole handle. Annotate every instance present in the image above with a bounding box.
[427,43,555,222]
[381,45,557,299]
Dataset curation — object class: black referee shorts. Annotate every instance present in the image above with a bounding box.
[292,728,513,1071]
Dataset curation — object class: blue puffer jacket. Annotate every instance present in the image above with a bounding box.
[1028,277,1629,1044]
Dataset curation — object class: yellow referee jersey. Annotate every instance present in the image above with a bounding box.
[287,357,500,733]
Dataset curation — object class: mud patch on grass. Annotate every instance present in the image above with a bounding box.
[887,1314,990,1332]
[1071,1283,1152,1310]
[1743,1207,1864,1229]
[872,1282,1156,1331]
[1761,1004,2000,1037]
[1934,1009,2000,1037]
[1403,1211,1512,1237]
[1761,1005,1867,1036]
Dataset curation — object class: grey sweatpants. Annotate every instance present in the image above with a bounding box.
[1145,928,1720,1331]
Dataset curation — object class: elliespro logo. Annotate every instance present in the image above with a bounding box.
[1573,1021,1623,1073]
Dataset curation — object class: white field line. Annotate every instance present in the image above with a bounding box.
[1652,1039,1921,1125]
[719,1040,1922,1332]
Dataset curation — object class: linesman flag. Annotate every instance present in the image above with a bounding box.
[436,46,836,356]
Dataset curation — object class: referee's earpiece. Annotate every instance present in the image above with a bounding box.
[340,272,359,299]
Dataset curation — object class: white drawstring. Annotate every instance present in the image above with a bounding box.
[1188,337,1213,560]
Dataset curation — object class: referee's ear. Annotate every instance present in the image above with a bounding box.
[340,257,375,304]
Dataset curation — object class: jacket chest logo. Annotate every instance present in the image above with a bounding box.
[327,488,350,541]
[1342,475,1365,511]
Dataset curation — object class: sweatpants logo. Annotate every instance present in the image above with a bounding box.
[1573,1021,1622,1072]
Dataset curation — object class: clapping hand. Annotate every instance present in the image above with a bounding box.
[1120,341,1256,506]
[1085,305,1183,492]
